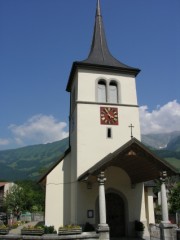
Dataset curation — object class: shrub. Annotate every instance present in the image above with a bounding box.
[43,225,57,234]
[59,224,81,230]
[135,220,145,231]
[84,222,95,232]
[0,224,8,229]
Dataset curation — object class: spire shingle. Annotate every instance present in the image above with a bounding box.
[82,0,138,71]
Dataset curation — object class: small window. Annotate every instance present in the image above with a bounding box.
[107,128,112,138]
[97,80,107,102]
[109,81,118,103]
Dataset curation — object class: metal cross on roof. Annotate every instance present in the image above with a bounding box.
[129,124,134,139]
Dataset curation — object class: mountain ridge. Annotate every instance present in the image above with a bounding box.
[0,132,180,181]
[141,131,180,150]
[0,138,69,181]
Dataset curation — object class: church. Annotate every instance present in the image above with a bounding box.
[39,1,177,239]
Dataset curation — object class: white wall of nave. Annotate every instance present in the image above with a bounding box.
[45,154,71,231]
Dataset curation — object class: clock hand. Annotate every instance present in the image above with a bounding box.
[107,113,113,119]
[104,108,109,113]
[104,108,113,118]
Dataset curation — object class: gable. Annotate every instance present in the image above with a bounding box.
[78,138,178,184]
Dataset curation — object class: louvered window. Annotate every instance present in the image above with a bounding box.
[97,80,107,102]
[109,81,118,103]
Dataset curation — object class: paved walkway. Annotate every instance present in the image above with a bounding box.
[9,221,38,235]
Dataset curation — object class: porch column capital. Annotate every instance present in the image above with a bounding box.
[97,171,107,185]
[160,171,167,183]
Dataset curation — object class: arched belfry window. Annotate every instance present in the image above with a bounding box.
[97,80,107,102]
[109,81,118,103]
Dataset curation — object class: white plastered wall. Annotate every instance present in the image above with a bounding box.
[77,70,138,105]
[76,104,141,177]
[75,167,146,236]
[45,153,71,231]
[74,69,141,177]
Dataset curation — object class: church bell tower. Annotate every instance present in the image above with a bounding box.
[66,0,141,177]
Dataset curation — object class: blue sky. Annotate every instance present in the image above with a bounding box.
[0,0,180,150]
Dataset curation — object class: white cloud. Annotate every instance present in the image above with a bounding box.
[0,138,10,146]
[8,114,69,147]
[139,100,180,134]
[1,100,179,149]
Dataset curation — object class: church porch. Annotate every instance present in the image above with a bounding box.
[78,138,178,240]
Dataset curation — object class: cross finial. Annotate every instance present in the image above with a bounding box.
[129,124,134,139]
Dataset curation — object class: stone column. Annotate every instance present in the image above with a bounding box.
[97,171,109,240]
[159,171,175,240]
[160,171,169,223]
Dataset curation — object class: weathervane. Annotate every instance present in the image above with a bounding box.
[129,124,134,139]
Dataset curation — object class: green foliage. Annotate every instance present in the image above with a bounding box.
[134,220,145,231]
[0,224,9,229]
[169,182,180,213]
[59,224,81,230]
[163,158,180,171]
[154,176,179,194]
[0,138,69,181]
[166,136,180,151]
[3,180,45,214]
[84,222,95,232]
[154,150,180,159]
[3,185,25,215]
[43,225,57,234]
[22,225,43,230]
[153,150,180,172]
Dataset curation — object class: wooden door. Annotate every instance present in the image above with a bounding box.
[106,192,125,237]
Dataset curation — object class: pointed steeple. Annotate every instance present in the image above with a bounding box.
[66,0,140,92]
[82,0,139,71]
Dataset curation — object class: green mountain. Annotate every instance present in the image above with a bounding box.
[0,133,180,181]
[142,132,180,173]
[166,136,180,151]
[0,138,69,181]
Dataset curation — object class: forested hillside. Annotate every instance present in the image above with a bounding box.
[0,133,180,181]
[0,138,69,181]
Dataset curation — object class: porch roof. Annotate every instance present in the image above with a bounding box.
[78,138,178,184]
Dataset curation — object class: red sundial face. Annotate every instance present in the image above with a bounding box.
[100,107,118,125]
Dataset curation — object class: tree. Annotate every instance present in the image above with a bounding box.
[3,184,26,218]
[17,180,45,212]
[153,175,179,195]
[3,181,45,217]
[169,182,180,213]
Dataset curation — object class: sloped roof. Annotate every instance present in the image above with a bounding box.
[78,138,178,184]
[66,0,140,92]
[82,0,139,71]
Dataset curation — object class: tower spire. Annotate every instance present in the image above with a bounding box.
[66,0,140,92]
[82,0,139,72]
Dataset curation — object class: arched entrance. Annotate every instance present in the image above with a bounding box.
[106,192,125,238]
